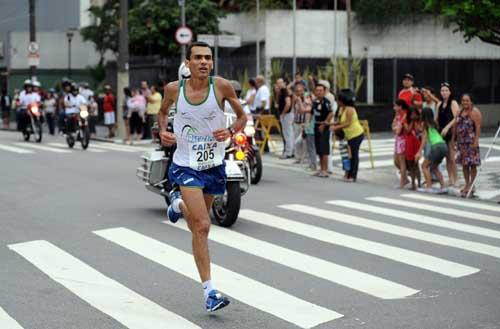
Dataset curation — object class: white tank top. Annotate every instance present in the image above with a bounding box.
[173,77,226,170]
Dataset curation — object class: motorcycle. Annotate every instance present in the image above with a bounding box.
[136,114,248,227]
[244,115,263,184]
[65,105,90,149]
[22,102,43,143]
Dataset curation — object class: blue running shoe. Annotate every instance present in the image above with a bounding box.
[167,190,182,223]
[205,290,230,312]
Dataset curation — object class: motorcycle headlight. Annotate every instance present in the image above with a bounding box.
[235,150,246,161]
[234,133,247,146]
[80,110,89,119]
[31,106,39,114]
[244,126,255,136]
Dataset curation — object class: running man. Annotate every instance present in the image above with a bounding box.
[157,42,247,312]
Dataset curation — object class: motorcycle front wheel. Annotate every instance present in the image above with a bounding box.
[66,134,75,148]
[211,181,241,227]
[250,146,263,184]
[34,120,43,143]
[80,126,90,149]
[23,131,30,141]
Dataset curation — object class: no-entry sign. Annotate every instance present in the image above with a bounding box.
[175,26,193,45]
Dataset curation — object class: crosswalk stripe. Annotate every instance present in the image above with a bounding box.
[358,159,394,169]
[239,209,478,278]
[0,307,24,329]
[367,197,500,225]
[94,227,342,328]
[163,221,419,299]
[0,144,34,154]
[13,143,72,153]
[481,143,500,152]
[328,200,500,240]
[47,142,106,153]
[91,143,137,152]
[8,240,200,329]
[93,142,155,152]
[401,193,500,213]
[280,204,500,259]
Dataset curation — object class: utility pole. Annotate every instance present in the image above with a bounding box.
[180,0,186,62]
[292,0,296,79]
[29,0,36,80]
[256,0,260,76]
[346,0,354,90]
[116,0,129,140]
[333,0,337,92]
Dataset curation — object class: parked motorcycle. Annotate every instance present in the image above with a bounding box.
[136,115,248,227]
[22,102,43,143]
[65,105,90,149]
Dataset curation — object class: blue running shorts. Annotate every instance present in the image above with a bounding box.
[168,162,227,195]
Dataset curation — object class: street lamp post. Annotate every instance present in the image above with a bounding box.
[179,0,186,62]
[256,0,260,76]
[146,18,153,57]
[292,0,296,79]
[66,29,75,79]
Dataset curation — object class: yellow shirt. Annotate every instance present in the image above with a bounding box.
[146,92,162,115]
[340,107,364,140]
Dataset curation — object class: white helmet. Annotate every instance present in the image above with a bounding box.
[24,79,32,86]
[178,62,191,80]
[32,80,41,88]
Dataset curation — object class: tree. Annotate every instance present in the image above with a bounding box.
[80,0,119,64]
[425,0,500,46]
[81,0,226,59]
[129,0,225,57]
[353,0,426,28]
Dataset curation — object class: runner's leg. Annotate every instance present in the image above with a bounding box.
[179,187,211,283]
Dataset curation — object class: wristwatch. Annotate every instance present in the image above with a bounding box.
[228,127,236,136]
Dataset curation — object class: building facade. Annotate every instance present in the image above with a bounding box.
[218,10,500,105]
[0,0,103,93]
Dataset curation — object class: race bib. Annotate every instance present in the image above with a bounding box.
[189,137,224,171]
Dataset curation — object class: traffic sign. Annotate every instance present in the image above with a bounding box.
[197,34,241,48]
[27,41,39,54]
[175,26,193,45]
[28,53,40,67]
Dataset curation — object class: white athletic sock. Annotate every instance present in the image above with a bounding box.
[202,280,215,300]
[172,198,183,213]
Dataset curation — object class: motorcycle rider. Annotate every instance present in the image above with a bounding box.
[58,78,72,134]
[64,83,87,133]
[17,79,41,132]
[158,42,246,313]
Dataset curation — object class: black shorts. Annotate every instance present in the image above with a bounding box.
[129,112,143,134]
[314,125,330,156]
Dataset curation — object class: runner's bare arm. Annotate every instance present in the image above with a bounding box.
[213,78,247,142]
[158,81,179,146]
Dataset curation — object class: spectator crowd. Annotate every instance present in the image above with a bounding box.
[0,70,484,198]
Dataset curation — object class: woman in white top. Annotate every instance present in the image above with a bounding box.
[421,86,440,121]
[43,89,57,135]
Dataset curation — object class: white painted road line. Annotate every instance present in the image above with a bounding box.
[0,307,24,329]
[47,142,106,153]
[280,204,500,259]
[8,240,200,329]
[0,144,34,154]
[94,227,342,329]
[328,200,500,240]
[13,143,72,153]
[401,193,500,213]
[164,221,419,299]
[93,142,155,152]
[90,143,137,152]
[239,209,478,278]
[368,197,500,225]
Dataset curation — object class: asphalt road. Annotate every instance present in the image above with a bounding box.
[1,130,500,329]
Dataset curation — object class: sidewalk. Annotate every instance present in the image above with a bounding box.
[261,133,500,203]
